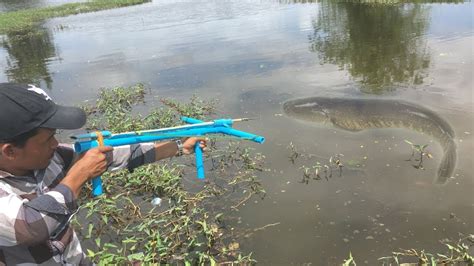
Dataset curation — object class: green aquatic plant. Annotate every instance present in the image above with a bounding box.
[288,141,300,164]
[343,252,357,266]
[404,139,433,170]
[298,154,345,183]
[378,235,474,265]
[299,165,312,184]
[330,153,344,177]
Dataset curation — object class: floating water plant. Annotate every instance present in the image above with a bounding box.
[405,139,433,170]
[288,141,300,164]
[298,154,345,183]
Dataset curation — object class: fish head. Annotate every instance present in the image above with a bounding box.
[283,97,332,124]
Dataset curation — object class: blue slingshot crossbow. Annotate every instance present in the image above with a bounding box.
[71,116,265,197]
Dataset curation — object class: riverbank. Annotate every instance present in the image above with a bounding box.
[0,0,150,34]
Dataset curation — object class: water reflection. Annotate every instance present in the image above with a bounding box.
[1,26,56,88]
[309,1,432,93]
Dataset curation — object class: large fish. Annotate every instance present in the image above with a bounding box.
[283,97,456,184]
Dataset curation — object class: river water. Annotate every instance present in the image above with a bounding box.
[0,0,472,264]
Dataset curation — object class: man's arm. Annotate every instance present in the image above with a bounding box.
[102,138,206,173]
[0,146,111,247]
[154,138,207,160]
[61,146,112,198]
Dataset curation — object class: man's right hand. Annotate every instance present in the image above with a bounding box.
[61,146,113,198]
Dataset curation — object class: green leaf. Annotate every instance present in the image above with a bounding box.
[86,249,95,257]
[127,252,144,261]
[86,223,94,239]
[104,243,118,249]
[210,257,216,266]
[95,237,101,248]
[215,213,224,220]
[122,237,137,244]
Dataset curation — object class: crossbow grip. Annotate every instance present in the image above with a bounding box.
[92,176,103,197]
[195,144,205,179]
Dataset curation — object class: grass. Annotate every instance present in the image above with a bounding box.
[0,0,150,35]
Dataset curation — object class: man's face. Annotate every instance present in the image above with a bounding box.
[12,128,59,171]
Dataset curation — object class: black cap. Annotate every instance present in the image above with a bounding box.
[0,83,86,141]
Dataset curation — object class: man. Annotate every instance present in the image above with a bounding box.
[0,83,206,265]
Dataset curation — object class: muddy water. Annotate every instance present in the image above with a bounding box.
[0,0,472,264]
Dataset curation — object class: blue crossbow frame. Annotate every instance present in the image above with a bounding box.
[71,117,265,197]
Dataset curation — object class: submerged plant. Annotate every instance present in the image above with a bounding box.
[288,141,300,164]
[343,252,357,266]
[404,139,433,170]
[299,165,312,184]
[296,153,345,183]
[329,153,344,177]
[378,235,474,265]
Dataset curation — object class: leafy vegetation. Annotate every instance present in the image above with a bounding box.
[404,139,433,170]
[378,235,474,265]
[74,84,266,264]
[0,0,150,34]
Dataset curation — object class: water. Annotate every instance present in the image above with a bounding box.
[0,0,472,264]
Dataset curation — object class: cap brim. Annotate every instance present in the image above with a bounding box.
[41,105,87,130]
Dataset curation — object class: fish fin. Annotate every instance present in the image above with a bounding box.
[436,140,457,184]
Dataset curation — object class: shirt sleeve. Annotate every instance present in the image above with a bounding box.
[0,183,77,247]
[61,142,156,173]
[107,143,156,172]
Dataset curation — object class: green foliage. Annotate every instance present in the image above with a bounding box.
[377,235,474,265]
[160,96,218,121]
[404,139,433,169]
[75,84,265,264]
[83,84,218,133]
[343,252,357,266]
[0,0,151,35]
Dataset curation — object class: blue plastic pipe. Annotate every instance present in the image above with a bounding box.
[74,117,265,197]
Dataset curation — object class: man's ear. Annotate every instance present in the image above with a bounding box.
[0,143,17,160]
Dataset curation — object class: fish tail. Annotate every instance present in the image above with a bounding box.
[436,139,457,184]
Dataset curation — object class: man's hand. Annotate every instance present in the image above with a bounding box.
[61,146,113,198]
[181,137,207,155]
[69,146,113,180]
[154,138,207,160]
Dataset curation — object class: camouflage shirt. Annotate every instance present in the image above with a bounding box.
[0,143,155,265]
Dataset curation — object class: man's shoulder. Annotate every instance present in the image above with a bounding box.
[0,169,12,179]
[56,144,75,170]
